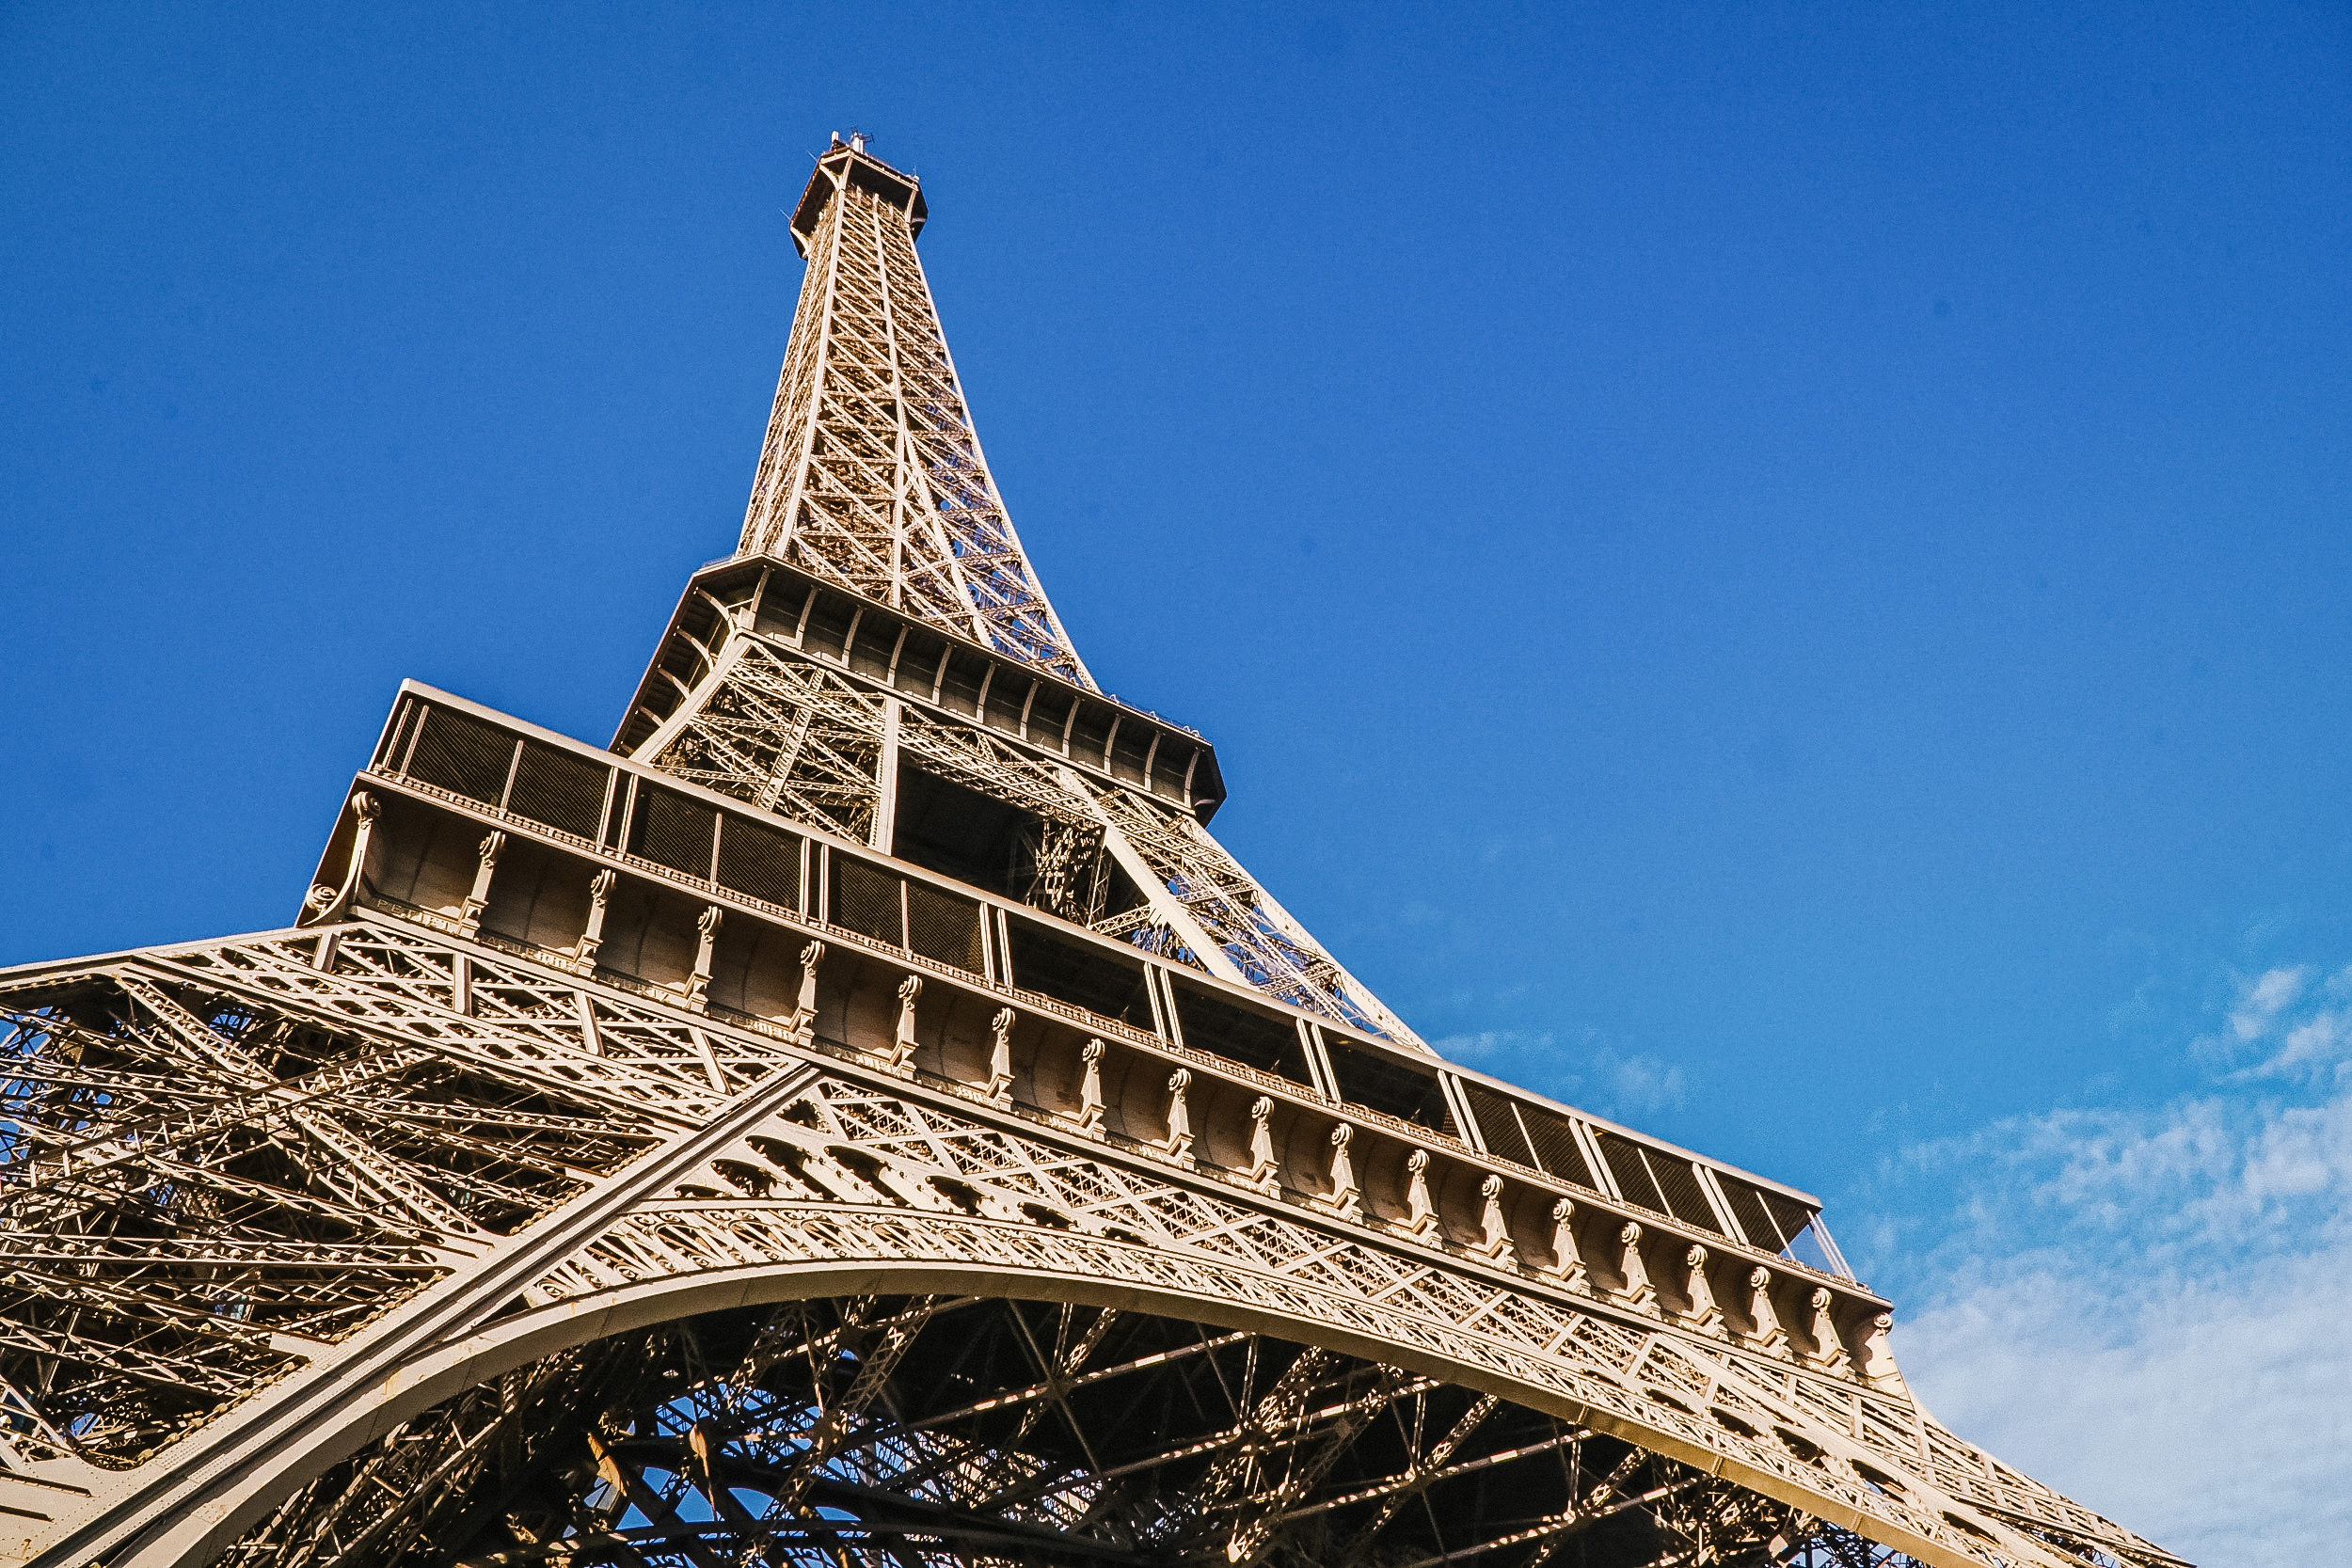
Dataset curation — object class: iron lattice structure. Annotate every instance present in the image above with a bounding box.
[0,135,2182,1568]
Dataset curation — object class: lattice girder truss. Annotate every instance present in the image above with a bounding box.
[0,917,2179,1568]
[644,627,1422,1043]
[737,140,1089,688]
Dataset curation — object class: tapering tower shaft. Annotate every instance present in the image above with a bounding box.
[628,137,1424,1042]
[739,136,1091,689]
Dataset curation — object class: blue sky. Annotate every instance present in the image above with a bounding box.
[3,4,2345,1559]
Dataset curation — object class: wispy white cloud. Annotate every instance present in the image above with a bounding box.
[2227,964,2306,1044]
[1603,1050,1688,1115]
[1882,964,2352,1568]
[1433,1028,1689,1118]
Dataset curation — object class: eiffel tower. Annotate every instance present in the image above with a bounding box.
[0,135,2182,1568]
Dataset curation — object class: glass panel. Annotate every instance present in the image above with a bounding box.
[1763,1191,1820,1252]
[1784,1219,1836,1274]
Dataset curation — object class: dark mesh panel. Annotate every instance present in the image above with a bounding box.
[907,882,983,974]
[717,818,802,910]
[1720,1179,1786,1252]
[1762,1190,1819,1250]
[629,786,716,879]
[1519,1105,1596,1189]
[832,856,903,947]
[1649,1156,1724,1235]
[406,707,516,805]
[1169,979,1312,1085]
[1462,1084,1536,1167]
[1326,1040,1459,1136]
[1597,1132,1665,1214]
[508,743,610,839]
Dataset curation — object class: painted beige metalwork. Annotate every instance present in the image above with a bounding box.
[0,131,2182,1568]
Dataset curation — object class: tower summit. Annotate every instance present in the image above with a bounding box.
[743,136,1086,688]
[0,139,2181,1568]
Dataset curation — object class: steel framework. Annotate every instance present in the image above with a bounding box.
[0,134,2181,1568]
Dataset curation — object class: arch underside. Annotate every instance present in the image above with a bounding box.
[0,928,2175,1568]
[227,1293,1909,1568]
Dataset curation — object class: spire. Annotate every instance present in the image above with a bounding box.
[739,138,1095,691]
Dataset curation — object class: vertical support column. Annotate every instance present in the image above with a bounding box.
[869,696,901,852]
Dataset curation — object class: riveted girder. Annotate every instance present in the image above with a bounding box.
[0,135,2183,1568]
[0,921,2180,1568]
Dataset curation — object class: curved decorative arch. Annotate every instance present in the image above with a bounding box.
[111,1217,2034,1568]
[1,929,2172,1568]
